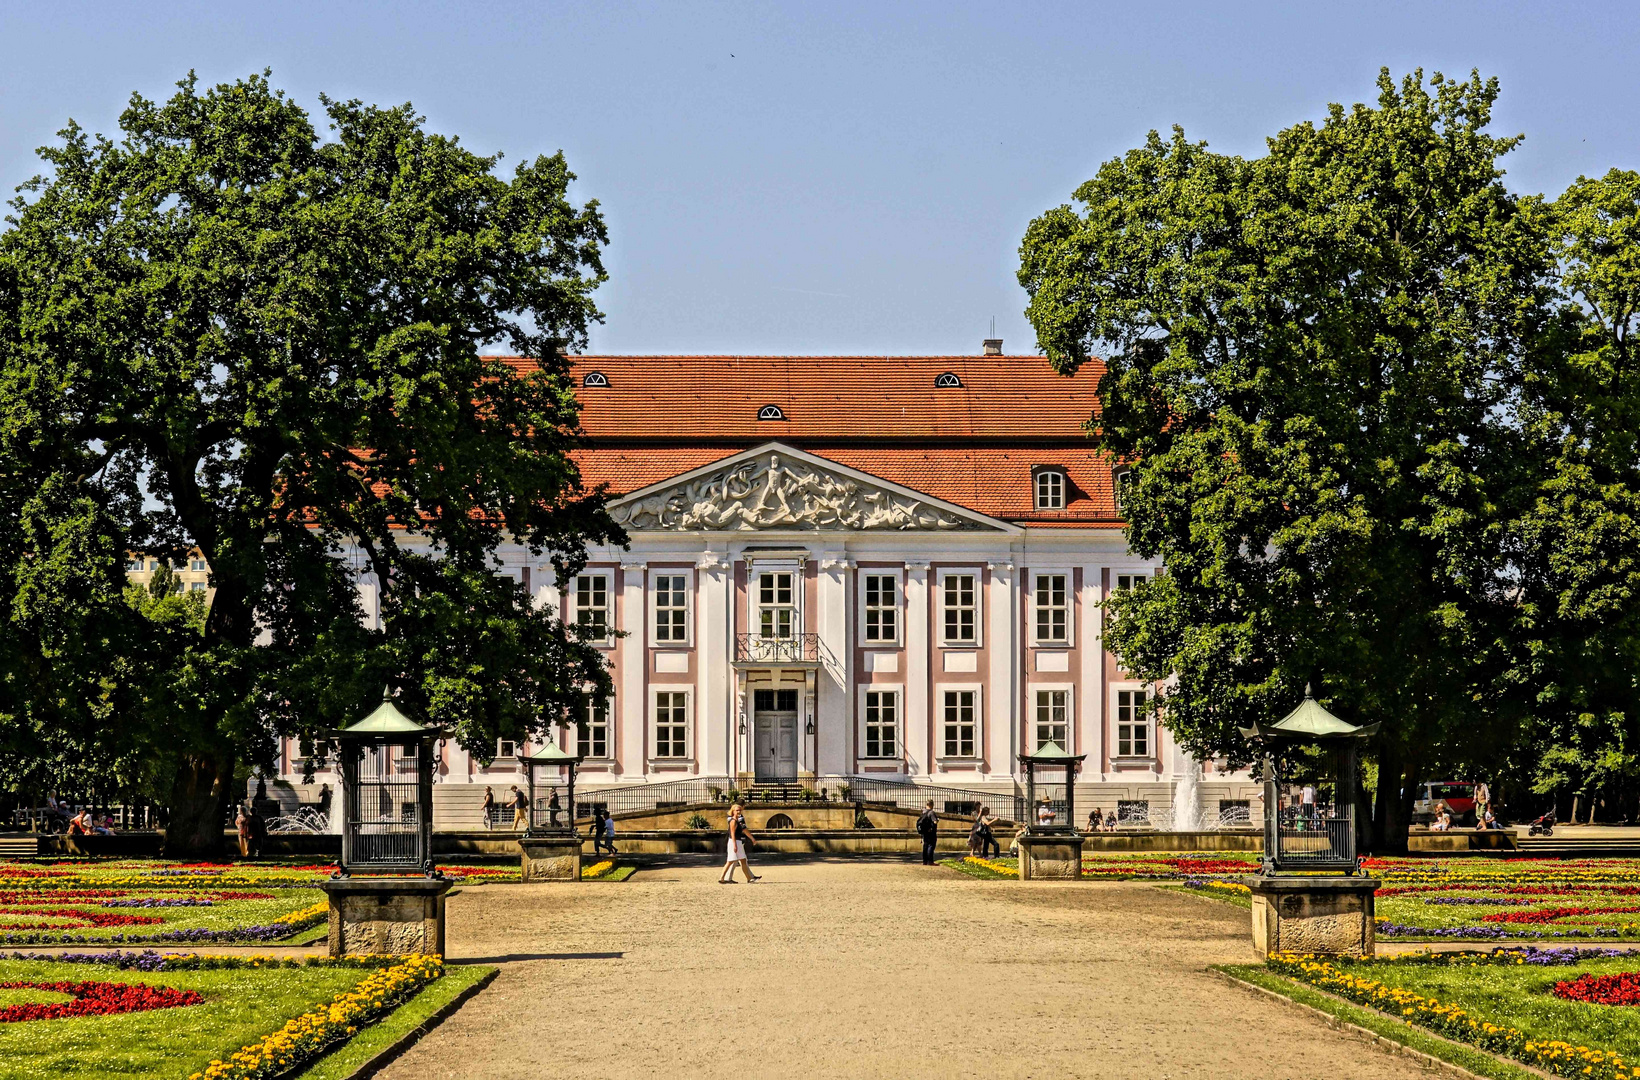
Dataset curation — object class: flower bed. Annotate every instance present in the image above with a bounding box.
[1554,972,1640,1006]
[0,859,510,945]
[193,955,443,1080]
[1169,855,1640,941]
[0,952,433,1080]
[1266,951,1637,1079]
[0,978,204,1022]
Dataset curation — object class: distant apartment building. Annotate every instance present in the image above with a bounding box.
[124,550,214,598]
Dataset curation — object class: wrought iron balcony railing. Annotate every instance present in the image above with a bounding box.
[735,633,821,663]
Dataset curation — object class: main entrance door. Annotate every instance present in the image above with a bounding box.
[753,688,799,782]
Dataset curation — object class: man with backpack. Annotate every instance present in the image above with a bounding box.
[916,800,939,865]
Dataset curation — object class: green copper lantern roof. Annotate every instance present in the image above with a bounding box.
[1238,685,1380,742]
[520,740,581,766]
[1018,741,1087,764]
[336,687,430,737]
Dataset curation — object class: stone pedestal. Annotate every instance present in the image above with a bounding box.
[319,877,451,958]
[1018,832,1085,880]
[1245,874,1380,957]
[518,834,584,882]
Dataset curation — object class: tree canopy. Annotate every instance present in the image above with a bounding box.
[1019,69,1640,845]
[0,72,621,852]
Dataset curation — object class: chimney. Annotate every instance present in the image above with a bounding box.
[982,338,1003,356]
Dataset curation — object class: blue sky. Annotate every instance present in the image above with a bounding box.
[3,1,1636,355]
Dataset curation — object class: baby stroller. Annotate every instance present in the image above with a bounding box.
[1527,809,1556,837]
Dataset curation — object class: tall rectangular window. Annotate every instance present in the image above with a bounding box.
[654,692,688,758]
[654,574,688,642]
[863,574,897,642]
[942,574,976,643]
[758,572,796,639]
[583,694,610,758]
[942,690,977,758]
[864,690,898,758]
[1035,574,1068,643]
[1035,689,1068,750]
[1117,689,1150,758]
[576,574,610,641]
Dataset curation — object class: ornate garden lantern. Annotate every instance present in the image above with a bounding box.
[1237,685,1382,958]
[331,687,444,878]
[1015,742,1087,879]
[319,687,452,958]
[519,739,581,836]
[1238,685,1378,875]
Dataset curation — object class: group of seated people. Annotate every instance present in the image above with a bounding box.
[1429,800,1502,831]
[1086,808,1125,832]
[42,796,117,835]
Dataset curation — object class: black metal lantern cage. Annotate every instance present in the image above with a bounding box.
[331,689,443,877]
[1019,743,1087,834]
[1239,685,1378,876]
[520,742,582,835]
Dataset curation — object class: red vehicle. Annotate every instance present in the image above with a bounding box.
[1412,781,1477,826]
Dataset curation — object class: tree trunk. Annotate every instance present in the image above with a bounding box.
[1371,741,1415,855]
[163,752,237,858]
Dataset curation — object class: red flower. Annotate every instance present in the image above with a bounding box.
[1554,971,1640,1005]
[1483,904,1640,925]
[0,980,203,1022]
[0,907,165,928]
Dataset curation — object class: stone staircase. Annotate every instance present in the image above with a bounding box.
[1515,832,1640,858]
[0,834,42,858]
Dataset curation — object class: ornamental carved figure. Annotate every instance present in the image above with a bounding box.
[610,454,983,532]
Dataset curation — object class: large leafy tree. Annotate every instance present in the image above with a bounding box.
[1018,70,1558,850]
[0,73,621,854]
[1516,170,1640,819]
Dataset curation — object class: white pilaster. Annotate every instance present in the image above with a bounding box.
[816,555,851,777]
[986,561,1016,779]
[904,560,929,776]
[697,551,730,776]
[1080,563,1103,774]
[619,562,646,777]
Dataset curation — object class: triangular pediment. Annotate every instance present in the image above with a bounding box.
[607,443,1017,533]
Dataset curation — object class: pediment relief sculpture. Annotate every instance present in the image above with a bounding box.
[611,454,988,532]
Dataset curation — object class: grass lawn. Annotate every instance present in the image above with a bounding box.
[0,958,371,1080]
[289,964,495,1080]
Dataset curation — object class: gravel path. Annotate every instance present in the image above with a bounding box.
[381,858,1436,1079]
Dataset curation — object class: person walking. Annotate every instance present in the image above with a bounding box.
[508,785,528,831]
[1300,783,1317,827]
[546,789,562,828]
[967,808,986,858]
[247,805,266,859]
[719,804,760,883]
[481,787,496,830]
[600,810,618,855]
[975,805,1000,858]
[917,799,939,865]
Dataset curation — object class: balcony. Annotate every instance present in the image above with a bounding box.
[734,633,821,666]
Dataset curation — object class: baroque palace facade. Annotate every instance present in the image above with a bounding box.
[249,347,1258,826]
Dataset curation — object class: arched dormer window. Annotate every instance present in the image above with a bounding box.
[582,371,609,388]
[1034,467,1066,510]
[1113,467,1134,513]
[934,371,962,389]
[758,404,787,421]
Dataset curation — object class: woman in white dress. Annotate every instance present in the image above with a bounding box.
[719,803,760,883]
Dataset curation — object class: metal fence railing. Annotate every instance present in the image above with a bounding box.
[1272,803,1355,871]
[845,777,1022,824]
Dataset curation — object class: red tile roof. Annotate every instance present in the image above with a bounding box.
[496,354,1121,526]
[504,354,1105,441]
